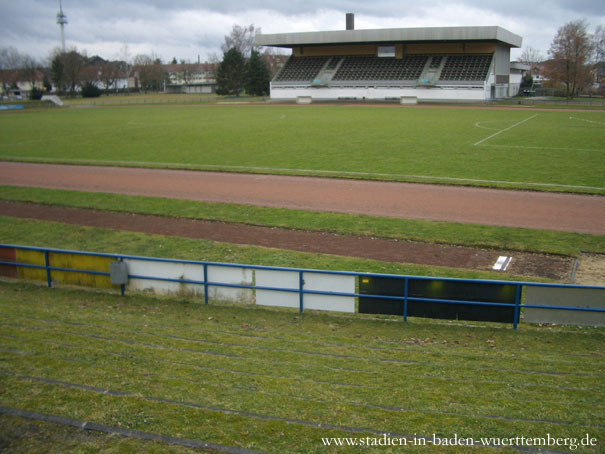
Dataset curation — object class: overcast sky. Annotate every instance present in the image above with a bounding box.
[1,0,604,64]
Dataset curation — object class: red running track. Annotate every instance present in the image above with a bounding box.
[0,162,603,235]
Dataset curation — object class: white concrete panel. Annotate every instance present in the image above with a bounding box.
[270,86,487,101]
[207,265,254,304]
[304,273,355,313]
[124,259,205,297]
[256,269,300,309]
[256,270,355,313]
[523,286,605,327]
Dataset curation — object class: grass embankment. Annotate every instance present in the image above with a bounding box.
[61,93,270,106]
[0,216,518,281]
[1,186,603,258]
[1,105,603,193]
[0,93,266,109]
[0,282,603,453]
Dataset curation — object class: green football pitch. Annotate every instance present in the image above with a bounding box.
[1,105,603,193]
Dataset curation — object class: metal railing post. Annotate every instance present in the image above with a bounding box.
[299,271,304,313]
[403,277,409,322]
[513,284,522,330]
[203,264,209,304]
[44,250,52,288]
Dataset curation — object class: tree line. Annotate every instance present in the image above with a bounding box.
[519,21,604,98]
[1,24,273,99]
[0,46,166,98]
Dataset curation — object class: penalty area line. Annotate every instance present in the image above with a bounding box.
[569,116,605,126]
[474,114,538,146]
[480,144,605,153]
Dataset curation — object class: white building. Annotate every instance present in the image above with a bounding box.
[163,63,218,94]
[257,17,523,103]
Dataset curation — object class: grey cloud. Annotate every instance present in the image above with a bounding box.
[1,0,603,63]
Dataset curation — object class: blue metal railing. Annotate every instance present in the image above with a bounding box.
[1,243,604,330]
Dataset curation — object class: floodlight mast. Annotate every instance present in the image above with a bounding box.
[57,0,68,52]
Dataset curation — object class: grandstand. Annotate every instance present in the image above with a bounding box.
[256,15,523,102]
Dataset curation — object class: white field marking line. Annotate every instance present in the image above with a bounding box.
[474,120,509,130]
[2,156,604,191]
[127,121,181,127]
[569,116,605,126]
[474,114,538,146]
[481,144,605,153]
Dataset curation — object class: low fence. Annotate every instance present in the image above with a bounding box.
[1,244,604,329]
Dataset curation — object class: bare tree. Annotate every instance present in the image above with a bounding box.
[221,24,261,58]
[132,53,165,92]
[79,65,100,87]
[519,46,544,69]
[62,49,86,95]
[117,44,131,93]
[19,55,40,89]
[0,47,25,95]
[594,25,605,63]
[206,52,221,78]
[546,20,594,99]
[0,46,24,69]
[99,61,120,92]
[179,60,193,86]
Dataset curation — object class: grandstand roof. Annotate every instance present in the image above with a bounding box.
[257,26,522,49]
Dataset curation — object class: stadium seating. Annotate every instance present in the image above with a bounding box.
[332,55,428,81]
[428,56,442,69]
[274,56,330,82]
[273,54,494,86]
[439,55,493,81]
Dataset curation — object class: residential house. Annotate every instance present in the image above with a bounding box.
[164,63,218,94]
[0,68,45,98]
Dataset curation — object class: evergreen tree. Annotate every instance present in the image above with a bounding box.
[81,81,101,98]
[216,48,245,96]
[245,50,270,96]
[50,54,64,92]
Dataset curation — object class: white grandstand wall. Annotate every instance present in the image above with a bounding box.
[269,84,490,102]
[509,73,523,97]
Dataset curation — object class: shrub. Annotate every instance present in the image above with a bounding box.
[29,87,43,100]
[81,82,101,98]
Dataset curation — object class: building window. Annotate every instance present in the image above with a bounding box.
[378,46,395,57]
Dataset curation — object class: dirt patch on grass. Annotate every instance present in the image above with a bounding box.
[0,201,574,281]
[574,253,605,286]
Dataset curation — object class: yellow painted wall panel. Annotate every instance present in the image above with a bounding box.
[48,252,115,289]
[16,249,46,282]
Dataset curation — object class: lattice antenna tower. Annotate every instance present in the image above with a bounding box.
[57,0,68,52]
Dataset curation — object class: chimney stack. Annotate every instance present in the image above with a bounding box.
[346,13,354,30]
